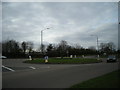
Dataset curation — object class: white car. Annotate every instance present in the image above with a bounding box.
[0,56,7,59]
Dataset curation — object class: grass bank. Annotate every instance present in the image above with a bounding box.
[23,58,102,64]
[70,70,120,88]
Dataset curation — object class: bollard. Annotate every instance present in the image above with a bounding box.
[29,56,32,60]
[74,55,76,58]
[82,55,84,58]
[45,59,48,63]
[97,55,100,60]
[70,55,73,59]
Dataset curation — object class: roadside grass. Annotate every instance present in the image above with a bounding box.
[23,58,102,64]
[70,70,120,88]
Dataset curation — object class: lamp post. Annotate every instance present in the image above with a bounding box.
[91,35,99,51]
[41,28,50,54]
[91,35,100,60]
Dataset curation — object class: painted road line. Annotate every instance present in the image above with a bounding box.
[2,65,15,72]
[29,66,36,69]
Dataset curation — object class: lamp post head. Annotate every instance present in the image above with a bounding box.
[91,35,98,37]
[41,27,50,32]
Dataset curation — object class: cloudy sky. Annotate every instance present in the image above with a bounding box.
[2,2,118,50]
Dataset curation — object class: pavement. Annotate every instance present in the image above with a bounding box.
[2,58,119,88]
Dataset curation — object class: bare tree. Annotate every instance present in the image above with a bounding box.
[27,41,34,53]
[58,40,68,58]
[2,40,21,57]
[75,44,82,49]
[37,44,46,54]
[88,46,96,51]
[99,42,116,53]
[21,41,28,54]
[108,42,116,51]
[47,44,53,52]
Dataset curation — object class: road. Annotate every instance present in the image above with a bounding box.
[2,58,119,88]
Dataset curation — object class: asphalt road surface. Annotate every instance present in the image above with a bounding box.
[2,58,119,88]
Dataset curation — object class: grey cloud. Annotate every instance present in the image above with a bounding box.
[54,22,118,48]
[41,2,117,26]
[2,2,118,49]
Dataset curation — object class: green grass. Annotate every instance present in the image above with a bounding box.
[23,58,102,64]
[70,70,120,88]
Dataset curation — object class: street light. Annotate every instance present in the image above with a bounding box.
[41,28,50,54]
[91,35,99,51]
[91,35,100,60]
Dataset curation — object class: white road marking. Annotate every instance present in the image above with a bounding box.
[29,66,36,69]
[2,65,15,72]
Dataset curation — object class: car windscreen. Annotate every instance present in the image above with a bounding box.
[108,56,115,59]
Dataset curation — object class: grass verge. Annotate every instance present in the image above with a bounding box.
[23,58,102,64]
[70,70,120,88]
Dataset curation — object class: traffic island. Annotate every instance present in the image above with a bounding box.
[23,58,102,64]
